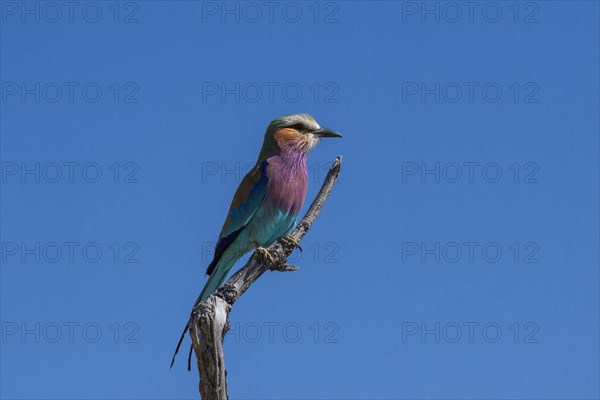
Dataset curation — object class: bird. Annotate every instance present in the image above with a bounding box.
[171,113,342,369]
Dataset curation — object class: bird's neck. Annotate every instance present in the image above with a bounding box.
[278,145,308,170]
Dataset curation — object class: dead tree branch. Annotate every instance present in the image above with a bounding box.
[189,156,342,400]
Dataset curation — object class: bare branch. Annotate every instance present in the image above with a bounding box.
[189,156,342,399]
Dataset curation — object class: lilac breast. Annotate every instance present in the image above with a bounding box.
[266,149,308,214]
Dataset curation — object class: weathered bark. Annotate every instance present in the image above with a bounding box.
[188,156,342,399]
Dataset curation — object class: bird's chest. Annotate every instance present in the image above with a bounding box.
[266,156,308,214]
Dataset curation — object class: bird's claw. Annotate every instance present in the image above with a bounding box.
[255,246,276,267]
[280,235,302,252]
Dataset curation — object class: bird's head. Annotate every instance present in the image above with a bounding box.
[257,113,342,161]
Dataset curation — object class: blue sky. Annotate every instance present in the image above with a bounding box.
[1,1,598,399]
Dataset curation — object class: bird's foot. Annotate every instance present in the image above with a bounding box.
[254,246,297,272]
[280,235,302,252]
[255,246,276,267]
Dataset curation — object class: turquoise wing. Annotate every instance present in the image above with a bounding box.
[206,160,269,275]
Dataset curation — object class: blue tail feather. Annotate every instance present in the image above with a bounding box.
[170,255,238,370]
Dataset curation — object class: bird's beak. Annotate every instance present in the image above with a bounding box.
[312,128,343,138]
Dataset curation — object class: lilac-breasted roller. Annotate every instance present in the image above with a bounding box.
[171,113,342,369]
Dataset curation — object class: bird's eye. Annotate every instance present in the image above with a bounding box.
[288,123,305,132]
